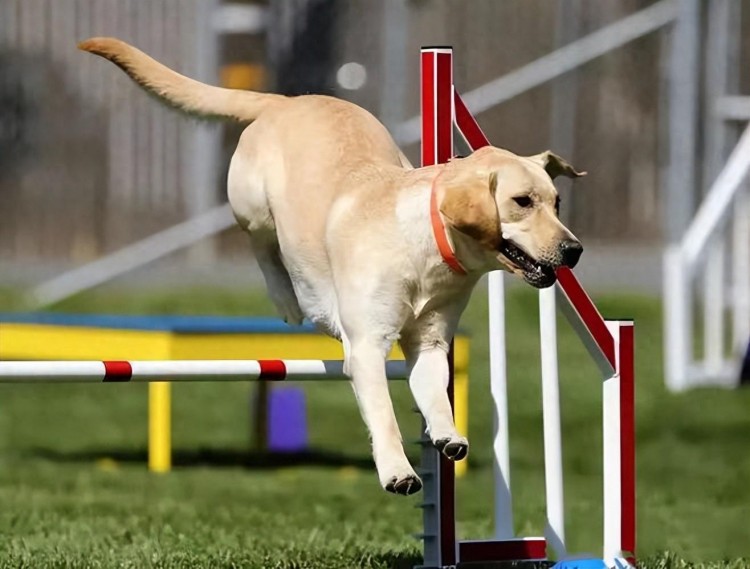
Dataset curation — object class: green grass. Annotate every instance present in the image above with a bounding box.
[1,284,750,568]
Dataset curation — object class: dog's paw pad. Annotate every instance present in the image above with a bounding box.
[434,437,469,461]
[385,473,422,496]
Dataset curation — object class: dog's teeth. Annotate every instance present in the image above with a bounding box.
[502,232,510,240]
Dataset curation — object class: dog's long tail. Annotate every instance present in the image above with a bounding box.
[78,37,283,122]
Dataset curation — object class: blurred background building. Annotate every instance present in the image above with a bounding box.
[0,2,672,262]
[0,0,748,324]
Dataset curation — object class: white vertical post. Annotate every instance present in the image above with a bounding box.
[702,0,739,379]
[602,322,622,567]
[666,0,700,245]
[489,270,514,540]
[733,188,750,356]
[664,247,692,391]
[703,237,725,374]
[539,286,566,558]
[663,0,699,392]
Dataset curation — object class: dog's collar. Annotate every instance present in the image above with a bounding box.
[430,167,468,275]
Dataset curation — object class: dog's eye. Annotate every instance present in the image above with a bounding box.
[555,196,561,214]
[513,196,533,208]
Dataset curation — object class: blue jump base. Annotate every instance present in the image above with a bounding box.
[0,312,320,334]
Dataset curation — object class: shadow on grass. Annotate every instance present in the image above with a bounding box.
[29,446,377,470]
[368,552,423,569]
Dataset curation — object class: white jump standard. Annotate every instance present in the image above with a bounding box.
[418,47,635,569]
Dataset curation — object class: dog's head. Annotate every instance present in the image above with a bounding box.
[437,146,585,288]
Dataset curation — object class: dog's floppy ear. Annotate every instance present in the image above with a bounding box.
[528,151,586,179]
[438,169,501,250]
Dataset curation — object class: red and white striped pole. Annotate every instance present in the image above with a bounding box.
[0,360,407,382]
[603,321,636,567]
[420,46,457,569]
[557,271,636,566]
[421,47,454,166]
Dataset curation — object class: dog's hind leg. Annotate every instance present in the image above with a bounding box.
[250,231,304,325]
[227,143,304,326]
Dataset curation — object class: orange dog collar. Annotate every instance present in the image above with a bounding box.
[429,170,468,275]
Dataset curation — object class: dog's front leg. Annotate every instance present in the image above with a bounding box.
[346,339,422,495]
[402,344,469,462]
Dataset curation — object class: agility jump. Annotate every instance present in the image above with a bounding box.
[0,46,635,569]
[417,48,635,569]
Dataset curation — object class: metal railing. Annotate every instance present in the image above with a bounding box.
[664,126,750,390]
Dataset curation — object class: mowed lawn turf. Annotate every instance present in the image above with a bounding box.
[1,283,749,568]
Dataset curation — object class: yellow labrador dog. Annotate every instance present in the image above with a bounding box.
[79,37,585,495]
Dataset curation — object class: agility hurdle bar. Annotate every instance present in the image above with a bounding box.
[419,47,635,569]
[0,357,411,478]
[0,313,471,476]
[0,359,407,382]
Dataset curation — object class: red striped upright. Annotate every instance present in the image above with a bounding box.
[619,322,636,564]
[421,46,457,569]
[421,47,454,166]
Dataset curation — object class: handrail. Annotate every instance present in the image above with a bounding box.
[681,122,750,268]
[29,203,235,308]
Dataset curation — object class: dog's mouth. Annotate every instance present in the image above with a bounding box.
[498,240,556,288]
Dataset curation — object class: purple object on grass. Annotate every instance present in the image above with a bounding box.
[268,387,308,452]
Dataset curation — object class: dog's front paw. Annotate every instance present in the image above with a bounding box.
[383,472,423,496]
[434,435,469,461]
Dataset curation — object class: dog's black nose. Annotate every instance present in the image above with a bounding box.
[560,240,583,268]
